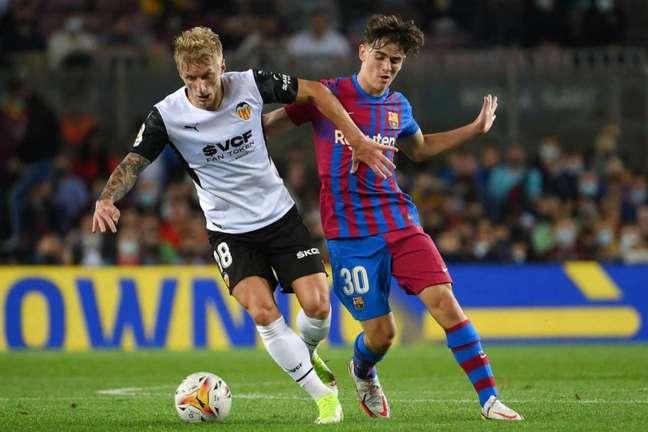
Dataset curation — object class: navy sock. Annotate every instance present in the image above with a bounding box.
[352,332,385,379]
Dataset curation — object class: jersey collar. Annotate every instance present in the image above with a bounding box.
[351,73,390,101]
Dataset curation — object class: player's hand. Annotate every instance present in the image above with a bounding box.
[474,94,498,134]
[347,134,397,179]
[92,199,121,233]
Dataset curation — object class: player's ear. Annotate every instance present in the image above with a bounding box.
[358,44,366,62]
[221,58,226,73]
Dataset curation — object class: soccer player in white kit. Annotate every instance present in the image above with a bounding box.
[91,27,394,424]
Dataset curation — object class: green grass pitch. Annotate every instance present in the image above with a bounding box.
[1,345,647,431]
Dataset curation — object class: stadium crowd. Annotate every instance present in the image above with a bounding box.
[0,0,642,70]
[1,0,648,265]
[1,74,647,266]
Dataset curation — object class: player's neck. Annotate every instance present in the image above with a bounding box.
[356,73,387,97]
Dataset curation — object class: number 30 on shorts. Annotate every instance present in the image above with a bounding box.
[213,242,232,271]
[340,266,370,295]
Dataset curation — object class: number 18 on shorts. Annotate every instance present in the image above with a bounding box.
[327,236,393,321]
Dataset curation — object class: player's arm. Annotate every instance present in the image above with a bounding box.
[92,153,151,233]
[253,69,395,178]
[92,108,168,233]
[262,108,295,138]
[296,79,396,178]
[399,95,498,162]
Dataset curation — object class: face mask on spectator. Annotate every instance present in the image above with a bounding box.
[620,231,639,251]
[596,229,614,246]
[473,241,490,258]
[539,144,559,163]
[65,17,83,33]
[119,239,139,256]
[630,189,646,205]
[595,0,614,12]
[579,181,598,197]
[534,0,554,11]
[138,191,158,207]
[564,161,584,175]
[511,247,527,263]
[555,228,576,247]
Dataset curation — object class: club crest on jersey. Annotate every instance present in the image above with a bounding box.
[236,102,252,120]
[352,296,365,311]
[388,111,399,129]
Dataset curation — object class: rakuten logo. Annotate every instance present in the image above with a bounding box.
[334,130,396,147]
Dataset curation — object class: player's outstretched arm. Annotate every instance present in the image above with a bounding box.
[399,95,498,162]
[296,79,396,178]
[92,152,151,233]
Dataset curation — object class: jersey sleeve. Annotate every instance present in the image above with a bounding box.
[397,94,420,138]
[284,77,337,125]
[129,107,169,161]
[252,69,299,104]
[284,102,318,125]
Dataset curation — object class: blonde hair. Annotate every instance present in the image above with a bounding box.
[174,26,223,69]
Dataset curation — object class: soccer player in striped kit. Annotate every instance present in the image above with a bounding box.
[263,15,523,421]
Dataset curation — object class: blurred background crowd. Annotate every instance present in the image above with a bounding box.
[1,0,648,265]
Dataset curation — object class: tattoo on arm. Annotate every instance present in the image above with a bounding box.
[99,153,151,202]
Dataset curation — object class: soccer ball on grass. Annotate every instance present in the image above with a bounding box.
[175,372,232,423]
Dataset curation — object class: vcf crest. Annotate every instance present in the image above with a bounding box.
[236,102,252,120]
[388,111,399,129]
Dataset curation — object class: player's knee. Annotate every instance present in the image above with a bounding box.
[302,297,330,320]
[248,303,280,326]
[298,280,331,320]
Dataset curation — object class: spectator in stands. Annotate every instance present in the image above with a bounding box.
[0,0,46,62]
[234,14,285,69]
[53,154,89,233]
[68,212,111,266]
[47,14,97,69]
[581,0,624,46]
[286,7,350,70]
[2,76,61,251]
[487,144,542,222]
[619,212,648,263]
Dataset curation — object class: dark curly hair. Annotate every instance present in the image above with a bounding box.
[363,15,424,56]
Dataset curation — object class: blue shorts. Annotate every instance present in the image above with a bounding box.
[327,226,452,321]
[327,235,392,321]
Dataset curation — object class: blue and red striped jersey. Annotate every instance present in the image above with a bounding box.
[285,74,421,239]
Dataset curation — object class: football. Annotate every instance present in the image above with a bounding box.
[174,372,232,423]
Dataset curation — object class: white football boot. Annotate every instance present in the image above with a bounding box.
[481,395,524,420]
[348,360,390,418]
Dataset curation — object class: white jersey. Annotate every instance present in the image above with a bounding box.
[130,69,299,233]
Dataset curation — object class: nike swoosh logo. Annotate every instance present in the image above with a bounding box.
[442,266,448,272]
[493,411,520,419]
[378,396,389,417]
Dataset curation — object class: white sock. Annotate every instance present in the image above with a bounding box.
[256,316,332,400]
[297,307,331,357]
